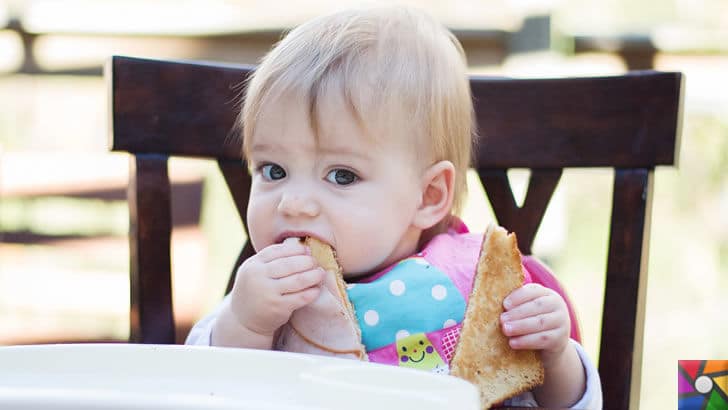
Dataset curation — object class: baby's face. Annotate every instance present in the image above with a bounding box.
[246,92,426,277]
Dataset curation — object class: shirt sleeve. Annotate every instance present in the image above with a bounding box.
[502,339,603,409]
[567,339,603,409]
[184,295,231,346]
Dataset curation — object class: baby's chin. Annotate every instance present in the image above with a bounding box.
[341,270,372,281]
[339,258,395,282]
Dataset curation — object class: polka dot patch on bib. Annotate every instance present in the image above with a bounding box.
[346,257,466,351]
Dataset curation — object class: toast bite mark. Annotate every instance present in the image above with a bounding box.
[449,224,544,409]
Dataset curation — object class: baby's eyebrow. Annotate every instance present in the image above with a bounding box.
[249,140,372,162]
[318,146,371,161]
[248,142,281,153]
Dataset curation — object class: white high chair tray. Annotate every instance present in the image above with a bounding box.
[0,344,478,409]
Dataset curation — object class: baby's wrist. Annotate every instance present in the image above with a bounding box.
[212,305,275,349]
[233,310,280,341]
[239,320,277,340]
[540,342,570,368]
[229,300,279,338]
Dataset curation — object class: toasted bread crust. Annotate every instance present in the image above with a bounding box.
[305,237,341,275]
[450,224,544,409]
[303,237,368,360]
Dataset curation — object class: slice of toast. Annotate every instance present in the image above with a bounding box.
[302,237,367,359]
[273,237,367,360]
[304,237,363,338]
[304,237,348,305]
[449,224,544,409]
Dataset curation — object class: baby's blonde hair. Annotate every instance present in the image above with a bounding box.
[241,6,474,215]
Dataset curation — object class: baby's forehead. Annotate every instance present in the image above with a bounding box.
[246,118,421,173]
[253,89,379,141]
[245,84,429,165]
[247,122,381,160]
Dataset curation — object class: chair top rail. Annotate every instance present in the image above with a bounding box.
[109,55,682,168]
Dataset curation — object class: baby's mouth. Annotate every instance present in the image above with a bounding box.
[275,231,320,245]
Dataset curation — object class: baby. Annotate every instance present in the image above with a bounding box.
[187,6,602,409]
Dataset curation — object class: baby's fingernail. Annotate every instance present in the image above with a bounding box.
[500,313,509,322]
[503,323,512,333]
[503,298,511,309]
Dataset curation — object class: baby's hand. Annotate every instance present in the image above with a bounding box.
[500,283,570,364]
[228,238,325,338]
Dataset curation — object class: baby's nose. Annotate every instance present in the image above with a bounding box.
[277,193,320,217]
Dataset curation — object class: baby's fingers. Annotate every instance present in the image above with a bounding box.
[277,268,326,295]
[255,237,309,263]
[501,311,562,337]
[281,285,322,312]
[501,294,560,321]
[507,329,563,351]
[266,255,317,279]
[503,283,549,310]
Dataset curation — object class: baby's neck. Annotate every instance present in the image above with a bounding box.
[417,215,453,250]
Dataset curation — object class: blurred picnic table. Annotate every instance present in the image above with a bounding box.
[0,0,531,75]
[3,0,727,77]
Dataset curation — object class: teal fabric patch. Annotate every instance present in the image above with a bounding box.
[346,257,466,351]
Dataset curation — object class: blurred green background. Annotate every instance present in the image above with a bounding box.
[1,0,726,408]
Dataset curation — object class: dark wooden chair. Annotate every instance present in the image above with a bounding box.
[107,55,683,410]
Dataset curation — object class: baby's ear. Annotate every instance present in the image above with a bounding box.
[413,161,455,230]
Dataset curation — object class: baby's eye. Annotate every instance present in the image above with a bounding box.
[325,169,358,185]
[260,164,286,181]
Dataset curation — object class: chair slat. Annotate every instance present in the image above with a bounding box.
[217,159,255,294]
[128,154,175,344]
[217,159,251,227]
[600,168,653,409]
[477,168,562,254]
[108,56,250,159]
[472,71,683,168]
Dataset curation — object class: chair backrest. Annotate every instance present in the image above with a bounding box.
[108,55,683,410]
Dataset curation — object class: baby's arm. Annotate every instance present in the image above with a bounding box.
[500,283,586,408]
[211,238,325,349]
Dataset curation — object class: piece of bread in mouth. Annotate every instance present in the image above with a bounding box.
[449,224,544,409]
[273,237,367,360]
[304,237,348,308]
